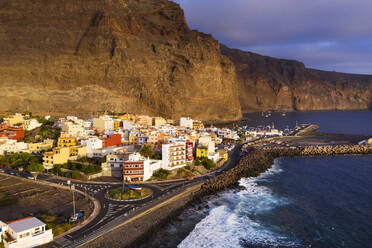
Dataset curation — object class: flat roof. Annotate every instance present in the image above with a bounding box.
[8,217,45,233]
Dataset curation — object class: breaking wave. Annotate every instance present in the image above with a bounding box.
[178,160,300,248]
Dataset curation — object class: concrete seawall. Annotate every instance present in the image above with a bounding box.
[195,144,372,198]
[81,144,372,247]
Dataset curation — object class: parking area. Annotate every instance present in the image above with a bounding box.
[0,174,93,223]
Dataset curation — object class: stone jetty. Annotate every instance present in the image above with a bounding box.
[196,144,372,197]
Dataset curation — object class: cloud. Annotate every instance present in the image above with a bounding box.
[172,0,372,74]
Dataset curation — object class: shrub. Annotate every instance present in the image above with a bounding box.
[152,168,170,180]
[201,158,215,170]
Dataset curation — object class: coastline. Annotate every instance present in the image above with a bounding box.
[81,144,372,247]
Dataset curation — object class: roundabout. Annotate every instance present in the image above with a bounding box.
[106,185,153,202]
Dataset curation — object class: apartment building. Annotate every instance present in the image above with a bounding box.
[80,137,103,158]
[0,138,28,156]
[57,133,77,148]
[162,142,186,170]
[192,120,204,130]
[22,119,42,131]
[42,147,70,169]
[123,153,162,181]
[0,125,25,141]
[4,113,24,126]
[28,139,54,153]
[102,153,129,177]
[101,134,121,147]
[179,117,193,129]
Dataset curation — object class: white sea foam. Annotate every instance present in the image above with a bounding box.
[178,160,299,248]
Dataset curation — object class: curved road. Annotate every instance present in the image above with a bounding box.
[3,145,242,248]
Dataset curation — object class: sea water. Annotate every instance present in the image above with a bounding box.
[243,111,372,135]
[179,155,372,248]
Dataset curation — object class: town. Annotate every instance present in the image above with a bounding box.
[0,112,245,248]
[0,111,371,248]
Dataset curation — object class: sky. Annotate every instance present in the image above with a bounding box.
[172,0,372,74]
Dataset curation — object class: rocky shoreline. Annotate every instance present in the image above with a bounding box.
[85,144,372,248]
[195,144,372,197]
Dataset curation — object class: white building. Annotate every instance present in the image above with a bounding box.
[0,138,28,156]
[80,137,103,158]
[162,142,186,170]
[102,153,129,177]
[22,119,42,131]
[123,153,162,181]
[208,152,220,162]
[1,217,53,248]
[61,121,89,138]
[179,117,193,129]
[122,120,133,130]
[138,133,148,146]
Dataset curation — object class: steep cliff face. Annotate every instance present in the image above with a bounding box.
[1,0,371,121]
[221,45,372,113]
[0,0,242,121]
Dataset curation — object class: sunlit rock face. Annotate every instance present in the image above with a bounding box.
[221,45,372,113]
[0,0,242,121]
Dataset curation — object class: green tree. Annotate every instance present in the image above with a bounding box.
[202,158,215,170]
[29,156,41,164]
[20,152,31,162]
[140,144,155,158]
[26,163,44,173]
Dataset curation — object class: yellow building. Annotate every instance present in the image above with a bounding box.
[28,139,54,153]
[136,115,153,127]
[4,113,24,126]
[196,147,209,159]
[57,133,77,148]
[42,147,70,169]
[69,146,87,159]
[128,135,139,145]
[114,120,120,130]
[218,149,228,161]
[193,120,204,130]
[147,132,158,144]
[153,117,167,127]
[119,114,136,122]
[166,119,175,125]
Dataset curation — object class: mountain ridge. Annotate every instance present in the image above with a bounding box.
[0,0,371,121]
[221,45,372,113]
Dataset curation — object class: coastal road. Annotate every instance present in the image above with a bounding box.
[3,146,242,248]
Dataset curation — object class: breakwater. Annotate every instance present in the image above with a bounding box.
[91,144,372,247]
[195,144,372,197]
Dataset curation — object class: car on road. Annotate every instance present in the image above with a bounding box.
[0,169,4,173]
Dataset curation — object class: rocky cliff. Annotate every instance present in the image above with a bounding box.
[0,0,241,121]
[0,0,371,121]
[221,45,372,113]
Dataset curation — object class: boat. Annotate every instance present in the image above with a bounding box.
[282,112,286,116]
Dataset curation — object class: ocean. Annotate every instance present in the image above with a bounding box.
[179,155,372,248]
[137,111,372,248]
[242,111,372,135]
